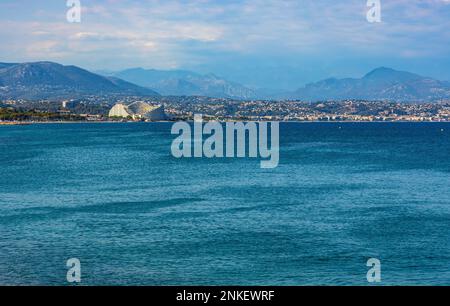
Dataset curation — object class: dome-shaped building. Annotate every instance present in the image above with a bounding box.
[108,103,131,118]
[108,102,167,121]
[143,104,167,121]
[127,102,154,116]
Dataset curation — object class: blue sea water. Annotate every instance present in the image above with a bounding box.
[0,122,449,286]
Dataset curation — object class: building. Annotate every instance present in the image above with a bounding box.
[109,103,131,118]
[108,102,167,121]
[142,104,167,121]
[127,102,153,115]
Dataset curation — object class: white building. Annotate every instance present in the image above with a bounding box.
[108,103,131,118]
[108,102,167,121]
[143,104,167,121]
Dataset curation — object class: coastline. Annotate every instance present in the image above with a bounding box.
[0,122,32,126]
[1,120,449,126]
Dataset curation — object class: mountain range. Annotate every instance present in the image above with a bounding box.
[0,62,159,99]
[1,61,449,102]
[286,67,450,102]
[104,68,257,100]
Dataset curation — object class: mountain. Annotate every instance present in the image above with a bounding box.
[287,67,450,102]
[0,62,159,99]
[2,62,448,102]
[108,68,257,100]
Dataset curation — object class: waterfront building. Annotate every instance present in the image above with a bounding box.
[108,102,167,121]
[108,103,131,118]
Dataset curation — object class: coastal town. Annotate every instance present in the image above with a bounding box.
[1,96,450,124]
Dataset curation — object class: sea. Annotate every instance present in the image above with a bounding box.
[0,122,449,285]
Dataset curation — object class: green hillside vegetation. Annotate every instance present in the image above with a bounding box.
[0,107,85,121]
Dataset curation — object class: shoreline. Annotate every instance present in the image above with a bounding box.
[1,120,449,125]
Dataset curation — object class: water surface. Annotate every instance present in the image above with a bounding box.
[0,122,449,285]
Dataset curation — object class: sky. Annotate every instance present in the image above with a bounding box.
[0,0,450,90]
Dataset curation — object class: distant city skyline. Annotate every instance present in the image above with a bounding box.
[1,0,450,90]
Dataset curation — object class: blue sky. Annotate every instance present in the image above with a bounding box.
[0,0,450,90]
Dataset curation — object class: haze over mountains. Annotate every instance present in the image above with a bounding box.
[95,66,450,102]
[289,67,450,102]
[1,61,449,102]
[104,68,258,100]
[0,62,159,99]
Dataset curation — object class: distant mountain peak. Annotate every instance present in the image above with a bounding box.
[364,66,396,76]
[290,67,450,102]
[363,67,421,81]
[110,68,257,100]
[0,61,159,99]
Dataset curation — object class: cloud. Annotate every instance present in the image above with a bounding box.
[0,0,449,86]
